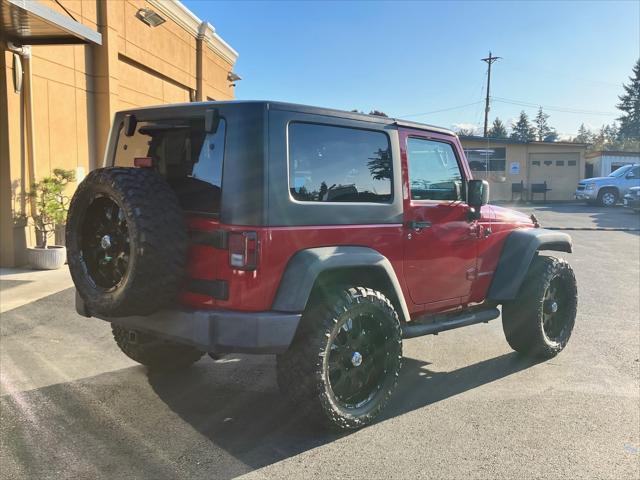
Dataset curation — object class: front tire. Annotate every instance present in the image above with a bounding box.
[597,189,618,207]
[277,287,402,430]
[112,325,204,371]
[502,255,577,358]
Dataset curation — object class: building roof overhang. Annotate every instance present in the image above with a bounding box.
[585,150,640,159]
[0,0,101,45]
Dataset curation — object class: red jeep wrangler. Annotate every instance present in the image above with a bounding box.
[67,101,577,430]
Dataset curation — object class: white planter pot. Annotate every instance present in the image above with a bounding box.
[27,246,67,270]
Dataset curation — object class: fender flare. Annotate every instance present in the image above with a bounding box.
[597,185,620,193]
[272,246,411,323]
[487,228,572,301]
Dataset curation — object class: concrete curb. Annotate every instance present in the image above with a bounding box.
[545,227,640,231]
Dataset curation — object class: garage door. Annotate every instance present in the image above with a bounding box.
[528,153,580,201]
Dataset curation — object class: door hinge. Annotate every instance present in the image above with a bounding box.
[466,267,478,281]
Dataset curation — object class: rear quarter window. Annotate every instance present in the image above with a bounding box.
[288,122,392,203]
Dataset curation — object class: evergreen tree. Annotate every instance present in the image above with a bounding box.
[510,111,536,142]
[456,127,477,136]
[575,123,593,144]
[543,129,559,142]
[617,59,640,139]
[534,107,553,141]
[488,117,508,138]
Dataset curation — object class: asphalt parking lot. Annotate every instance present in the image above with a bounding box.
[1,204,639,480]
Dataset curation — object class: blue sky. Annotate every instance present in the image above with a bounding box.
[184,0,640,137]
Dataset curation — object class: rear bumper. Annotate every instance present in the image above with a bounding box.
[76,292,301,354]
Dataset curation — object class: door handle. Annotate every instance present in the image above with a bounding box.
[406,220,432,230]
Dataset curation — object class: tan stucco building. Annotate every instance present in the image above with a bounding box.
[1,0,238,267]
[460,136,587,202]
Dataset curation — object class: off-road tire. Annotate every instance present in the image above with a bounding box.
[112,325,204,371]
[597,189,618,207]
[66,167,188,316]
[276,287,402,430]
[502,255,577,358]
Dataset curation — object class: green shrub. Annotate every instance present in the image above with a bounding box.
[26,168,76,248]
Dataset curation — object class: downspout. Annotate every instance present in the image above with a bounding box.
[195,22,207,102]
[7,43,37,215]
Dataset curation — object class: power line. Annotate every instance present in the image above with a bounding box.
[398,101,484,119]
[492,97,618,116]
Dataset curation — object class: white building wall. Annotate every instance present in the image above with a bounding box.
[598,155,640,176]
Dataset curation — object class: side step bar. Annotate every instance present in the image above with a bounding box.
[402,307,501,339]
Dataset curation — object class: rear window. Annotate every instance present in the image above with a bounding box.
[288,122,392,203]
[113,118,225,214]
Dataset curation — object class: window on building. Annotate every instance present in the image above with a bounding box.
[556,160,565,166]
[407,138,463,201]
[464,147,506,172]
[288,123,392,203]
[544,160,553,166]
[532,160,541,166]
[568,160,577,166]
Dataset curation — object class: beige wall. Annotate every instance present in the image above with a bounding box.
[1,0,237,266]
[461,140,586,202]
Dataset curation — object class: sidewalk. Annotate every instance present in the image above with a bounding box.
[0,267,74,314]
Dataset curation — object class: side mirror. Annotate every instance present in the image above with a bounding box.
[467,179,489,218]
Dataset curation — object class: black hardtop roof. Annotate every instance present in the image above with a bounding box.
[117,100,457,137]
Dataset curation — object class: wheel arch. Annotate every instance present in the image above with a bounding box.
[272,246,411,323]
[487,228,572,301]
[598,185,620,196]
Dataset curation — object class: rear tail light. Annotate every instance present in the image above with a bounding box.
[134,157,153,168]
[228,231,258,270]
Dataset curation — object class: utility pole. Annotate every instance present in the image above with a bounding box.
[482,52,501,137]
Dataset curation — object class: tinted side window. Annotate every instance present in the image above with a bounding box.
[288,123,392,203]
[407,138,463,201]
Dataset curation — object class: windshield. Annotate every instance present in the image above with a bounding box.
[608,164,633,177]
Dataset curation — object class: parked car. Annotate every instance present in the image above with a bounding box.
[623,186,640,212]
[66,101,578,430]
[575,164,640,206]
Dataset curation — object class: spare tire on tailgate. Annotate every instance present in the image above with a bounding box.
[66,167,188,317]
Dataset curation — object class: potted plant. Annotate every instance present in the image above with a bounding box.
[26,168,76,269]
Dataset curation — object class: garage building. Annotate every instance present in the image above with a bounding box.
[585,151,640,177]
[460,136,587,202]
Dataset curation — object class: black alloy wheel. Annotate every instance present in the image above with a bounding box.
[276,287,402,430]
[81,196,131,290]
[502,255,577,358]
[541,277,571,342]
[326,311,397,408]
